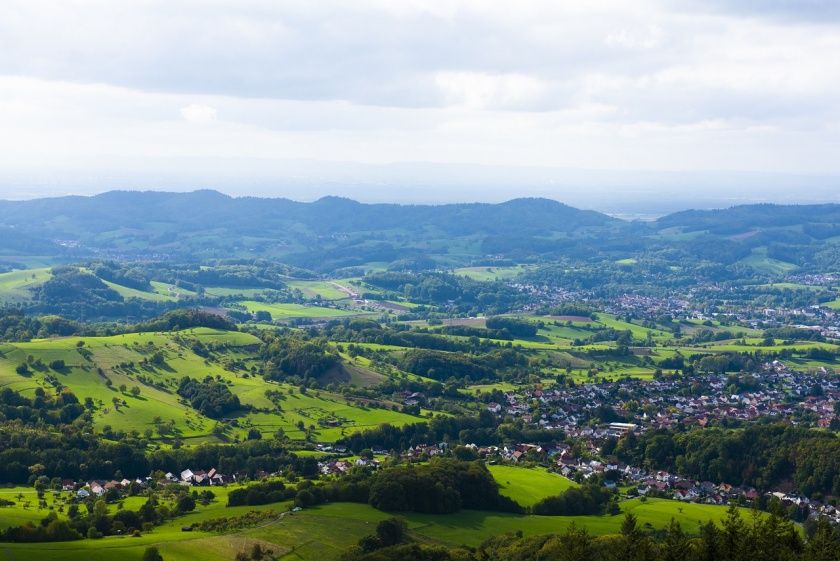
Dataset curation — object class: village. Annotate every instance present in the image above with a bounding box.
[486,360,840,434]
[311,360,840,524]
[61,468,231,501]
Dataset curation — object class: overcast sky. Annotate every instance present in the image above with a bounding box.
[2,0,840,208]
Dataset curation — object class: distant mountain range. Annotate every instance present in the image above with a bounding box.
[1,190,840,273]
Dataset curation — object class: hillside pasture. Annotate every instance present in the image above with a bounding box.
[0,267,51,302]
[488,465,578,507]
[0,498,755,561]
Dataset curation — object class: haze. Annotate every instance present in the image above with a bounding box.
[2,0,840,213]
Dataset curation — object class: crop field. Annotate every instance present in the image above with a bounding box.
[488,465,577,506]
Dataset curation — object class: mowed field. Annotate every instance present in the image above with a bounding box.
[0,328,422,442]
[0,267,51,302]
[454,265,530,281]
[284,280,350,301]
[488,465,577,506]
[237,301,368,320]
[0,497,754,561]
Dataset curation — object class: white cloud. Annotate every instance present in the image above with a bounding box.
[604,25,664,50]
[180,104,218,124]
[434,72,545,110]
[0,0,840,200]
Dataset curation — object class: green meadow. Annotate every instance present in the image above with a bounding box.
[103,280,174,302]
[284,280,350,301]
[0,498,754,561]
[0,328,422,443]
[454,265,529,282]
[0,267,51,302]
[236,301,366,320]
[737,247,798,275]
[488,465,578,506]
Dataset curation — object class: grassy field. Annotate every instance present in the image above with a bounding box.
[825,297,840,310]
[488,465,577,506]
[454,265,529,281]
[103,280,174,302]
[284,280,350,301]
[0,267,51,302]
[758,282,823,291]
[236,301,366,320]
[0,267,201,305]
[0,328,421,443]
[0,329,263,438]
[738,247,798,275]
[204,287,284,298]
[0,497,755,561]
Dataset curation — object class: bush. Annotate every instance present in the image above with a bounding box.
[176,494,196,513]
[142,546,164,561]
[87,527,103,539]
[531,485,614,516]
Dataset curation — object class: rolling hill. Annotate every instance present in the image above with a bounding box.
[2,191,840,276]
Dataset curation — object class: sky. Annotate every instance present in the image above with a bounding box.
[1,0,840,212]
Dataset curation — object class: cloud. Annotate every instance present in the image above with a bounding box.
[434,72,545,110]
[678,0,840,23]
[1,0,840,197]
[180,104,218,124]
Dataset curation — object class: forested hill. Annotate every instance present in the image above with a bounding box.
[2,190,840,274]
[0,190,614,236]
[0,190,621,267]
[657,203,840,236]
